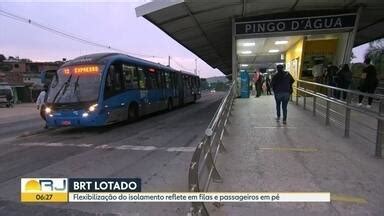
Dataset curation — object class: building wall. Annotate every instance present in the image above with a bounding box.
[285,38,304,80]
[285,38,304,96]
[0,61,62,102]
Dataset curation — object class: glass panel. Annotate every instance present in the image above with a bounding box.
[122,64,138,90]
[137,67,147,89]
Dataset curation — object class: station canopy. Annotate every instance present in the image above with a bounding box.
[136,0,384,75]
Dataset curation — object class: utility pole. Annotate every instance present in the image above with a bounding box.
[168,56,171,67]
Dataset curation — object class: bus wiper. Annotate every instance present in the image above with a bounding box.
[52,74,72,104]
[73,75,81,101]
[73,76,80,93]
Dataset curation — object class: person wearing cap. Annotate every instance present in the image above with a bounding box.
[271,64,294,124]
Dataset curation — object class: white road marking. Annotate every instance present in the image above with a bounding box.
[166,147,195,152]
[18,142,194,152]
[115,145,157,151]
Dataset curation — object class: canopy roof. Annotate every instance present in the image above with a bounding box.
[136,0,384,75]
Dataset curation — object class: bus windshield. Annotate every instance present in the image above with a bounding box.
[46,65,103,104]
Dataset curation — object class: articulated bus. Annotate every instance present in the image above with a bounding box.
[45,53,201,127]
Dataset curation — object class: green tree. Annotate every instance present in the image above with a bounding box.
[365,39,384,62]
[365,38,384,79]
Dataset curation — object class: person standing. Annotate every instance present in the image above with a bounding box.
[6,91,13,108]
[335,64,352,100]
[325,64,339,86]
[312,60,324,83]
[36,85,48,127]
[358,58,378,108]
[266,74,272,95]
[253,70,262,97]
[271,65,294,124]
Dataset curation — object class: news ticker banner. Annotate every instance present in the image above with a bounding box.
[21,178,330,203]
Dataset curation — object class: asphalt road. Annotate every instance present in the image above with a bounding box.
[0,92,224,216]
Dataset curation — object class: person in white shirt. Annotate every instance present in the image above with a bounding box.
[36,85,48,125]
[312,60,324,83]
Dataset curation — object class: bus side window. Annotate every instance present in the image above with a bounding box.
[105,63,123,98]
[158,71,164,89]
[171,72,176,88]
[104,67,114,98]
[114,64,123,92]
[165,71,171,89]
[123,64,138,90]
[147,70,158,89]
[137,67,147,89]
[185,76,189,88]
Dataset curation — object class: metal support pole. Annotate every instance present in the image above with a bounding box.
[191,203,208,216]
[326,100,330,125]
[204,135,223,182]
[295,82,299,105]
[325,88,331,125]
[375,100,384,158]
[313,96,316,116]
[344,95,351,137]
[231,18,238,94]
[303,92,306,110]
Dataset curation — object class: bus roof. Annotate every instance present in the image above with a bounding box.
[62,53,199,78]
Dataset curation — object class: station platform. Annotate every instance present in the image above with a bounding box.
[208,96,384,216]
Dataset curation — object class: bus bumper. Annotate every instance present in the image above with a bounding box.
[46,112,106,128]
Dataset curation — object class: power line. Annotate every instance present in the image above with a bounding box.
[0,8,162,59]
[170,57,194,72]
[0,8,196,72]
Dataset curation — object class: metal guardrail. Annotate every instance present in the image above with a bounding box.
[294,79,383,158]
[188,81,236,216]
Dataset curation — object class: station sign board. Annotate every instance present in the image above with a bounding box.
[235,13,356,36]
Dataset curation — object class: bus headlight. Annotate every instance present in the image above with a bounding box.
[89,104,98,112]
[82,112,89,117]
[45,107,52,114]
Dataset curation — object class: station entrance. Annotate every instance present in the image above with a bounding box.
[233,12,359,97]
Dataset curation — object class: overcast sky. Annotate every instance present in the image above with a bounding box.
[0,1,369,77]
[0,1,225,78]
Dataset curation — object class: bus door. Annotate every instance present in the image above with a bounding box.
[178,73,184,106]
[184,76,191,102]
[163,71,173,104]
[103,63,126,123]
[158,70,167,108]
[122,63,140,113]
[146,68,162,112]
[137,67,149,115]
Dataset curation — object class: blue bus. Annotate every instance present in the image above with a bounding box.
[44,53,201,127]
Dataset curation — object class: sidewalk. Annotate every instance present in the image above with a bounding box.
[208,96,384,216]
[0,103,39,124]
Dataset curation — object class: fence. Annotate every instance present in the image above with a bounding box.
[294,79,383,158]
[188,81,236,216]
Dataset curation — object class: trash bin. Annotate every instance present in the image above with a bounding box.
[240,70,250,98]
